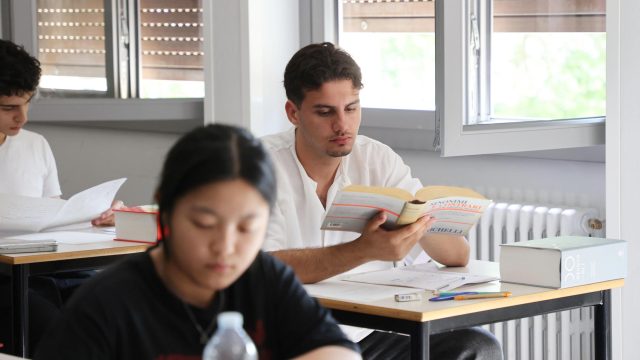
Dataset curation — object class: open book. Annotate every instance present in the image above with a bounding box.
[0,178,126,232]
[321,185,492,236]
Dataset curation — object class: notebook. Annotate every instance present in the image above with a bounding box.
[0,238,58,254]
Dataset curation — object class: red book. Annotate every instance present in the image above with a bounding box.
[114,205,160,244]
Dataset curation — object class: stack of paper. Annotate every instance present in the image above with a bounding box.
[0,238,57,254]
[0,178,126,232]
[340,261,499,292]
[1,230,116,245]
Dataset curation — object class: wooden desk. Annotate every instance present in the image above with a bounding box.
[306,262,623,360]
[0,241,148,357]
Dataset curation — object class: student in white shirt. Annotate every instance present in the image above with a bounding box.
[0,38,120,223]
[0,41,60,198]
[261,42,503,359]
[0,38,118,354]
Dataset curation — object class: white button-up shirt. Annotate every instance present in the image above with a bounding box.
[262,127,426,274]
[261,128,428,341]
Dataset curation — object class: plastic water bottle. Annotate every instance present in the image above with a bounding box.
[203,312,258,360]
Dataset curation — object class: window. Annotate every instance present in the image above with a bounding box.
[340,1,435,111]
[330,0,606,156]
[36,0,107,95]
[35,0,204,99]
[138,0,204,99]
[6,0,204,130]
[470,0,606,124]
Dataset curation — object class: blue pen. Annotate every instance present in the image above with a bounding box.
[429,292,478,302]
[433,291,477,296]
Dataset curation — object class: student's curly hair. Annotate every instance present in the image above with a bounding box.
[0,39,41,97]
[284,42,363,107]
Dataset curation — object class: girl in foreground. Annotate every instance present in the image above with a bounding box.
[35,124,360,359]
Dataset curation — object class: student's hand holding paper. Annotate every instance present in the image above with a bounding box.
[355,211,435,262]
[91,200,125,227]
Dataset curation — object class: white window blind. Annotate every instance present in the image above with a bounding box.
[342,0,604,33]
[139,0,204,98]
[37,0,107,94]
[35,0,204,99]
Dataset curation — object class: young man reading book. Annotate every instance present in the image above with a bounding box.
[261,42,503,359]
[0,38,120,354]
[0,39,120,223]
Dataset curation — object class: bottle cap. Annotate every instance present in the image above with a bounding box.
[217,311,243,328]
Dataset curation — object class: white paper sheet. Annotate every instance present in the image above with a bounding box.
[305,280,413,302]
[341,268,465,291]
[0,178,126,232]
[0,196,65,231]
[340,262,499,291]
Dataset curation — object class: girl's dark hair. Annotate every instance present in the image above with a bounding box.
[284,42,363,107]
[155,124,276,252]
[0,39,41,97]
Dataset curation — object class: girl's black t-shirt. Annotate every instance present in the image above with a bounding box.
[34,250,358,360]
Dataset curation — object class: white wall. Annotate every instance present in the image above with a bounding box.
[251,0,299,137]
[27,124,179,205]
[607,1,640,358]
[206,0,296,136]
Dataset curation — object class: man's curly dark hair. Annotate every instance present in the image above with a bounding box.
[284,42,363,107]
[0,39,41,97]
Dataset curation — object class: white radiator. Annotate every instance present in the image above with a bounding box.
[468,200,604,360]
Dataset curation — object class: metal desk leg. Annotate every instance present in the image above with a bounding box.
[11,264,28,357]
[410,321,430,360]
[594,289,612,360]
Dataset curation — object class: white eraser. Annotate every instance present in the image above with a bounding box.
[394,293,422,302]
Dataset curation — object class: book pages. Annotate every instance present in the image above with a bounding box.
[0,178,126,232]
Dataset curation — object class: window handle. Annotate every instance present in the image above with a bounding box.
[470,14,480,57]
[118,1,129,47]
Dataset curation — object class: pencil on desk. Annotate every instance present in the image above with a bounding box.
[454,292,512,300]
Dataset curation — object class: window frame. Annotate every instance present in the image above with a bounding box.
[6,0,203,133]
[313,0,605,156]
[0,1,10,38]
[438,0,605,156]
